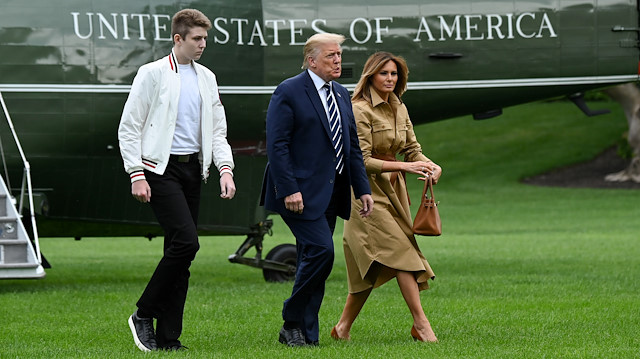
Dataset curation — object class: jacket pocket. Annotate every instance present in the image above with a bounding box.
[372,121,393,133]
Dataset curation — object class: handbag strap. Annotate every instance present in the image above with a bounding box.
[420,176,435,202]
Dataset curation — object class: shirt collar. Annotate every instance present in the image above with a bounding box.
[370,87,400,107]
[170,49,195,74]
[307,69,330,92]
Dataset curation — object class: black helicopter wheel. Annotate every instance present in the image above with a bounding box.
[262,243,297,282]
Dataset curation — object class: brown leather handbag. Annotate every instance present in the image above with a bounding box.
[412,177,442,236]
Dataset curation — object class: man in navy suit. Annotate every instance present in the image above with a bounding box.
[261,33,374,347]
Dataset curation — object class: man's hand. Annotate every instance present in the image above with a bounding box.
[359,194,374,217]
[284,192,304,214]
[132,180,151,203]
[220,173,236,199]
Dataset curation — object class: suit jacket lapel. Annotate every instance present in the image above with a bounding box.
[303,72,332,139]
[334,85,351,156]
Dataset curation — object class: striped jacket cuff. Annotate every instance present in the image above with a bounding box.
[130,170,146,183]
[219,165,233,177]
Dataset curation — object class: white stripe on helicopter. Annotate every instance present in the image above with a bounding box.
[1,75,637,94]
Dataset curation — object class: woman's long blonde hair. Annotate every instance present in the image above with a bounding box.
[352,52,409,103]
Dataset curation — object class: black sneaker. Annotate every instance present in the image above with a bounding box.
[278,326,306,347]
[128,310,158,352]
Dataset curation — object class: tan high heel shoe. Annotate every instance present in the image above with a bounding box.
[331,326,350,341]
[411,325,438,343]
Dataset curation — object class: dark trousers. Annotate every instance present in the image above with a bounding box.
[137,157,201,348]
[281,173,346,342]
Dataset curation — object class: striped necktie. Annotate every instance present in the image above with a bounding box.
[323,83,344,174]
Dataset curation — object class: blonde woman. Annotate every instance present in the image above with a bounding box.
[331,52,442,342]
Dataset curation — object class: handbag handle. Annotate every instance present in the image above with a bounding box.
[420,176,435,203]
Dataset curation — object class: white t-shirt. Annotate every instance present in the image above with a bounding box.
[171,63,202,155]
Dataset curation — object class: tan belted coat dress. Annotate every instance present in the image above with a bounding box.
[343,89,435,293]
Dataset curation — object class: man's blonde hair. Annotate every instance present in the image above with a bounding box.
[301,33,346,69]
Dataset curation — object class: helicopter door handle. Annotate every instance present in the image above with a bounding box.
[428,52,463,59]
[612,26,640,32]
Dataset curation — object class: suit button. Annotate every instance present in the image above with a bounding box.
[330,179,334,184]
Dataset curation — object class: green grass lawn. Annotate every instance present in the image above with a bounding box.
[2,99,639,358]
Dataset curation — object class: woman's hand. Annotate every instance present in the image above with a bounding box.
[404,161,442,184]
[429,164,442,184]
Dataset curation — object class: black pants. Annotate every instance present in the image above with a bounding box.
[281,172,346,342]
[137,156,201,348]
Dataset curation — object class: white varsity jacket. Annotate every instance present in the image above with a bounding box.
[118,50,234,183]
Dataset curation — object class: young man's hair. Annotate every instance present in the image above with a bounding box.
[171,9,212,42]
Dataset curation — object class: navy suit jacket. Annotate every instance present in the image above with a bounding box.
[261,71,371,221]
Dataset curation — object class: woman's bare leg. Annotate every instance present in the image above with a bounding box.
[396,271,437,342]
[332,288,372,339]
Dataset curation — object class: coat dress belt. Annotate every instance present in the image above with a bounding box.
[372,153,410,204]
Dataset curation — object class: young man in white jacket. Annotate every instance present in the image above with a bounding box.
[118,9,236,352]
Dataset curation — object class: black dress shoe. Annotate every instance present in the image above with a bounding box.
[128,310,158,352]
[163,344,188,351]
[278,326,306,347]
